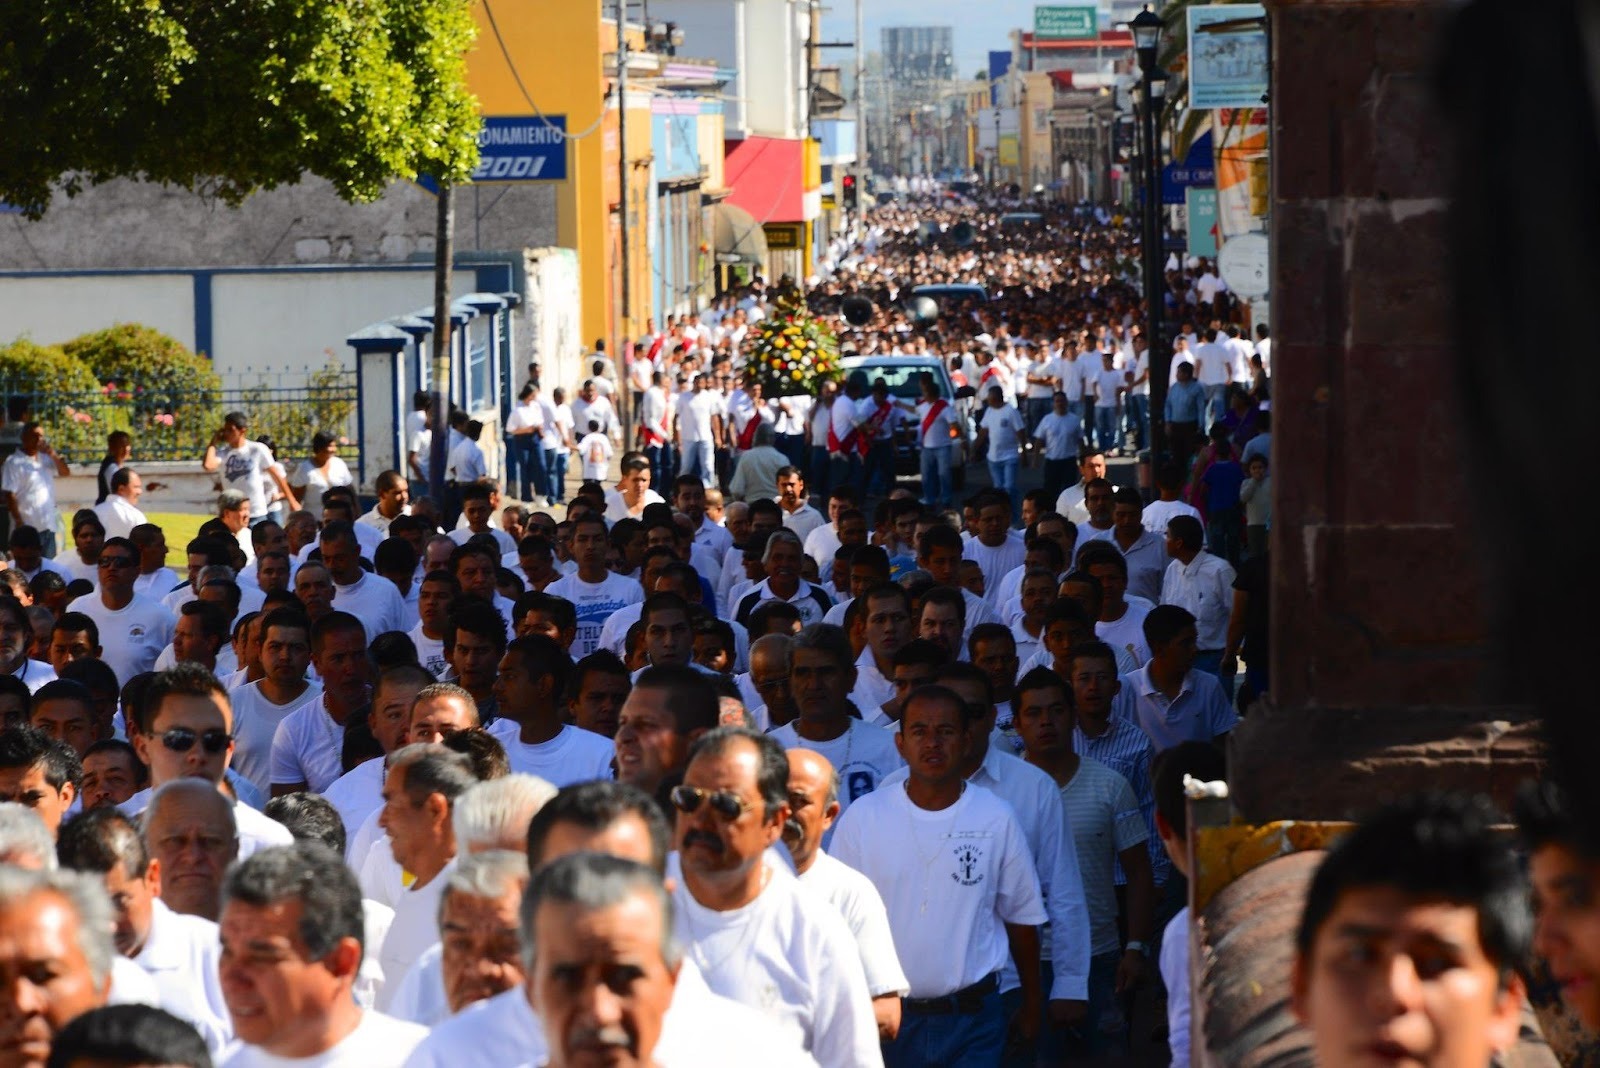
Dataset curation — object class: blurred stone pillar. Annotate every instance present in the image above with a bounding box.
[1228,0,1542,821]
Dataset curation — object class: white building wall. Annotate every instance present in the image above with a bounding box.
[0,275,195,351]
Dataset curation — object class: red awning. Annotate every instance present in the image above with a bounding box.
[724,137,806,224]
[1048,70,1076,89]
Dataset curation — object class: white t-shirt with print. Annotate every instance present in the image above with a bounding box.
[543,572,644,657]
[768,720,904,820]
[829,781,1047,998]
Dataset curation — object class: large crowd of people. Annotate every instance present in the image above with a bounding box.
[0,193,1591,1068]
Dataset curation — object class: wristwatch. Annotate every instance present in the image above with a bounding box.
[1125,940,1150,957]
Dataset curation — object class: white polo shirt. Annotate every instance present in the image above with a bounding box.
[376,860,457,1013]
[135,899,231,1053]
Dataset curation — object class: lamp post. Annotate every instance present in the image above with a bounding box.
[1130,5,1169,482]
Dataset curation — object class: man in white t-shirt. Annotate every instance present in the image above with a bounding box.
[831,685,1047,1064]
[218,841,427,1068]
[122,670,295,872]
[973,387,1026,521]
[270,611,372,795]
[961,493,1027,611]
[321,664,433,839]
[91,468,147,541]
[321,522,408,643]
[2,422,71,556]
[202,411,300,523]
[358,470,413,538]
[227,608,320,794]
[524,849,819,1068]
[373,745,476,1012]
[668,727,881,1066]
[544,515,645,657]
[408,571,458,679]
[784,748,909,1040]
[775,467,825,544]
[487,634,615,786]
[769,624,903,822]
[68,537,176,686]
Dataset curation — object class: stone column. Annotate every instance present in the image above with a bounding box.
[1228,0,1542,821]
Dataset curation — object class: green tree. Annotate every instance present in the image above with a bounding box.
[0,0,481,218]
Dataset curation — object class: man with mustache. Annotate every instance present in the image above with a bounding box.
[668,727,880,1066]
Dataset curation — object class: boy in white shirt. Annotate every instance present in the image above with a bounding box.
[576,420,613,483]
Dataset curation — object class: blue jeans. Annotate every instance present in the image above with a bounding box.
[644,444,667,495]
[1025,397,1053,437]
[1094,405,1119,453]
[544,449,568,504]
[988,457,1020,522]
[682,440,715,488]
[831,452,863,496]
[807,444,831,499]
[862,440,895,497]
[887,988,1008,1068]
[1037,951,1124,1061]
[1125,393,1150,450]
[1203,383,1228,431]
[775,432,805,470]
[921,444,954,510]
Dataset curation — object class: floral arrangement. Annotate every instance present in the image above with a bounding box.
[745,292,842,398]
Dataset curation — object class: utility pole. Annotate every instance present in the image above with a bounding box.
[427,185,454,508]
[616,0,632,439]
[854,0,866,228]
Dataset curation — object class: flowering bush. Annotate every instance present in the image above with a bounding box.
[62,324,223,458]
[745,293,842,398]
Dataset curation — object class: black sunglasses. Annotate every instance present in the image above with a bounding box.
[151,727,232,755]
[98,556,138,569]
[669,784,751,821]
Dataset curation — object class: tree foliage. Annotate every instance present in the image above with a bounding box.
[0,0,481,218]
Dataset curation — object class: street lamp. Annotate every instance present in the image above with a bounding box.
[1129,3,1170,484]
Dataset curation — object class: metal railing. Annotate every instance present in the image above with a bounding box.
[0,374,361,467]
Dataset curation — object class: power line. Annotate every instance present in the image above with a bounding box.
[481,0,609,141]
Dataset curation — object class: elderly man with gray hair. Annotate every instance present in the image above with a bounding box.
[732,529,833,629]
[383,775,553,1024]
[215,490,254,566]
[0,865,115,1068]
[385,850,531,1028]
[372,745,477,1011]
[216,843,424,1068]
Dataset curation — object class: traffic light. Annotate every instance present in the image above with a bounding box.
[841,173,858,210]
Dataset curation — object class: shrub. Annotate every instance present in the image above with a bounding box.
[0,339,106,458]
[60,324,223,460]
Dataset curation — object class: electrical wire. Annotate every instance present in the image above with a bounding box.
[481,0,609,140]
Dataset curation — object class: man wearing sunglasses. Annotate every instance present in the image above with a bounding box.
[667,726,880,1067]
[121,664,293,863]
[68,536,177,688]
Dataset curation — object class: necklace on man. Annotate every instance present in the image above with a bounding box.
[904,781,966,915]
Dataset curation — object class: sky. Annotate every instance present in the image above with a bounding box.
[819,0,1049,82]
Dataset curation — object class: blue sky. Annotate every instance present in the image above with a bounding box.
[819,0,1045,81]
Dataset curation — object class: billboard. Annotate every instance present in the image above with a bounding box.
[1186,4,1268,110]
